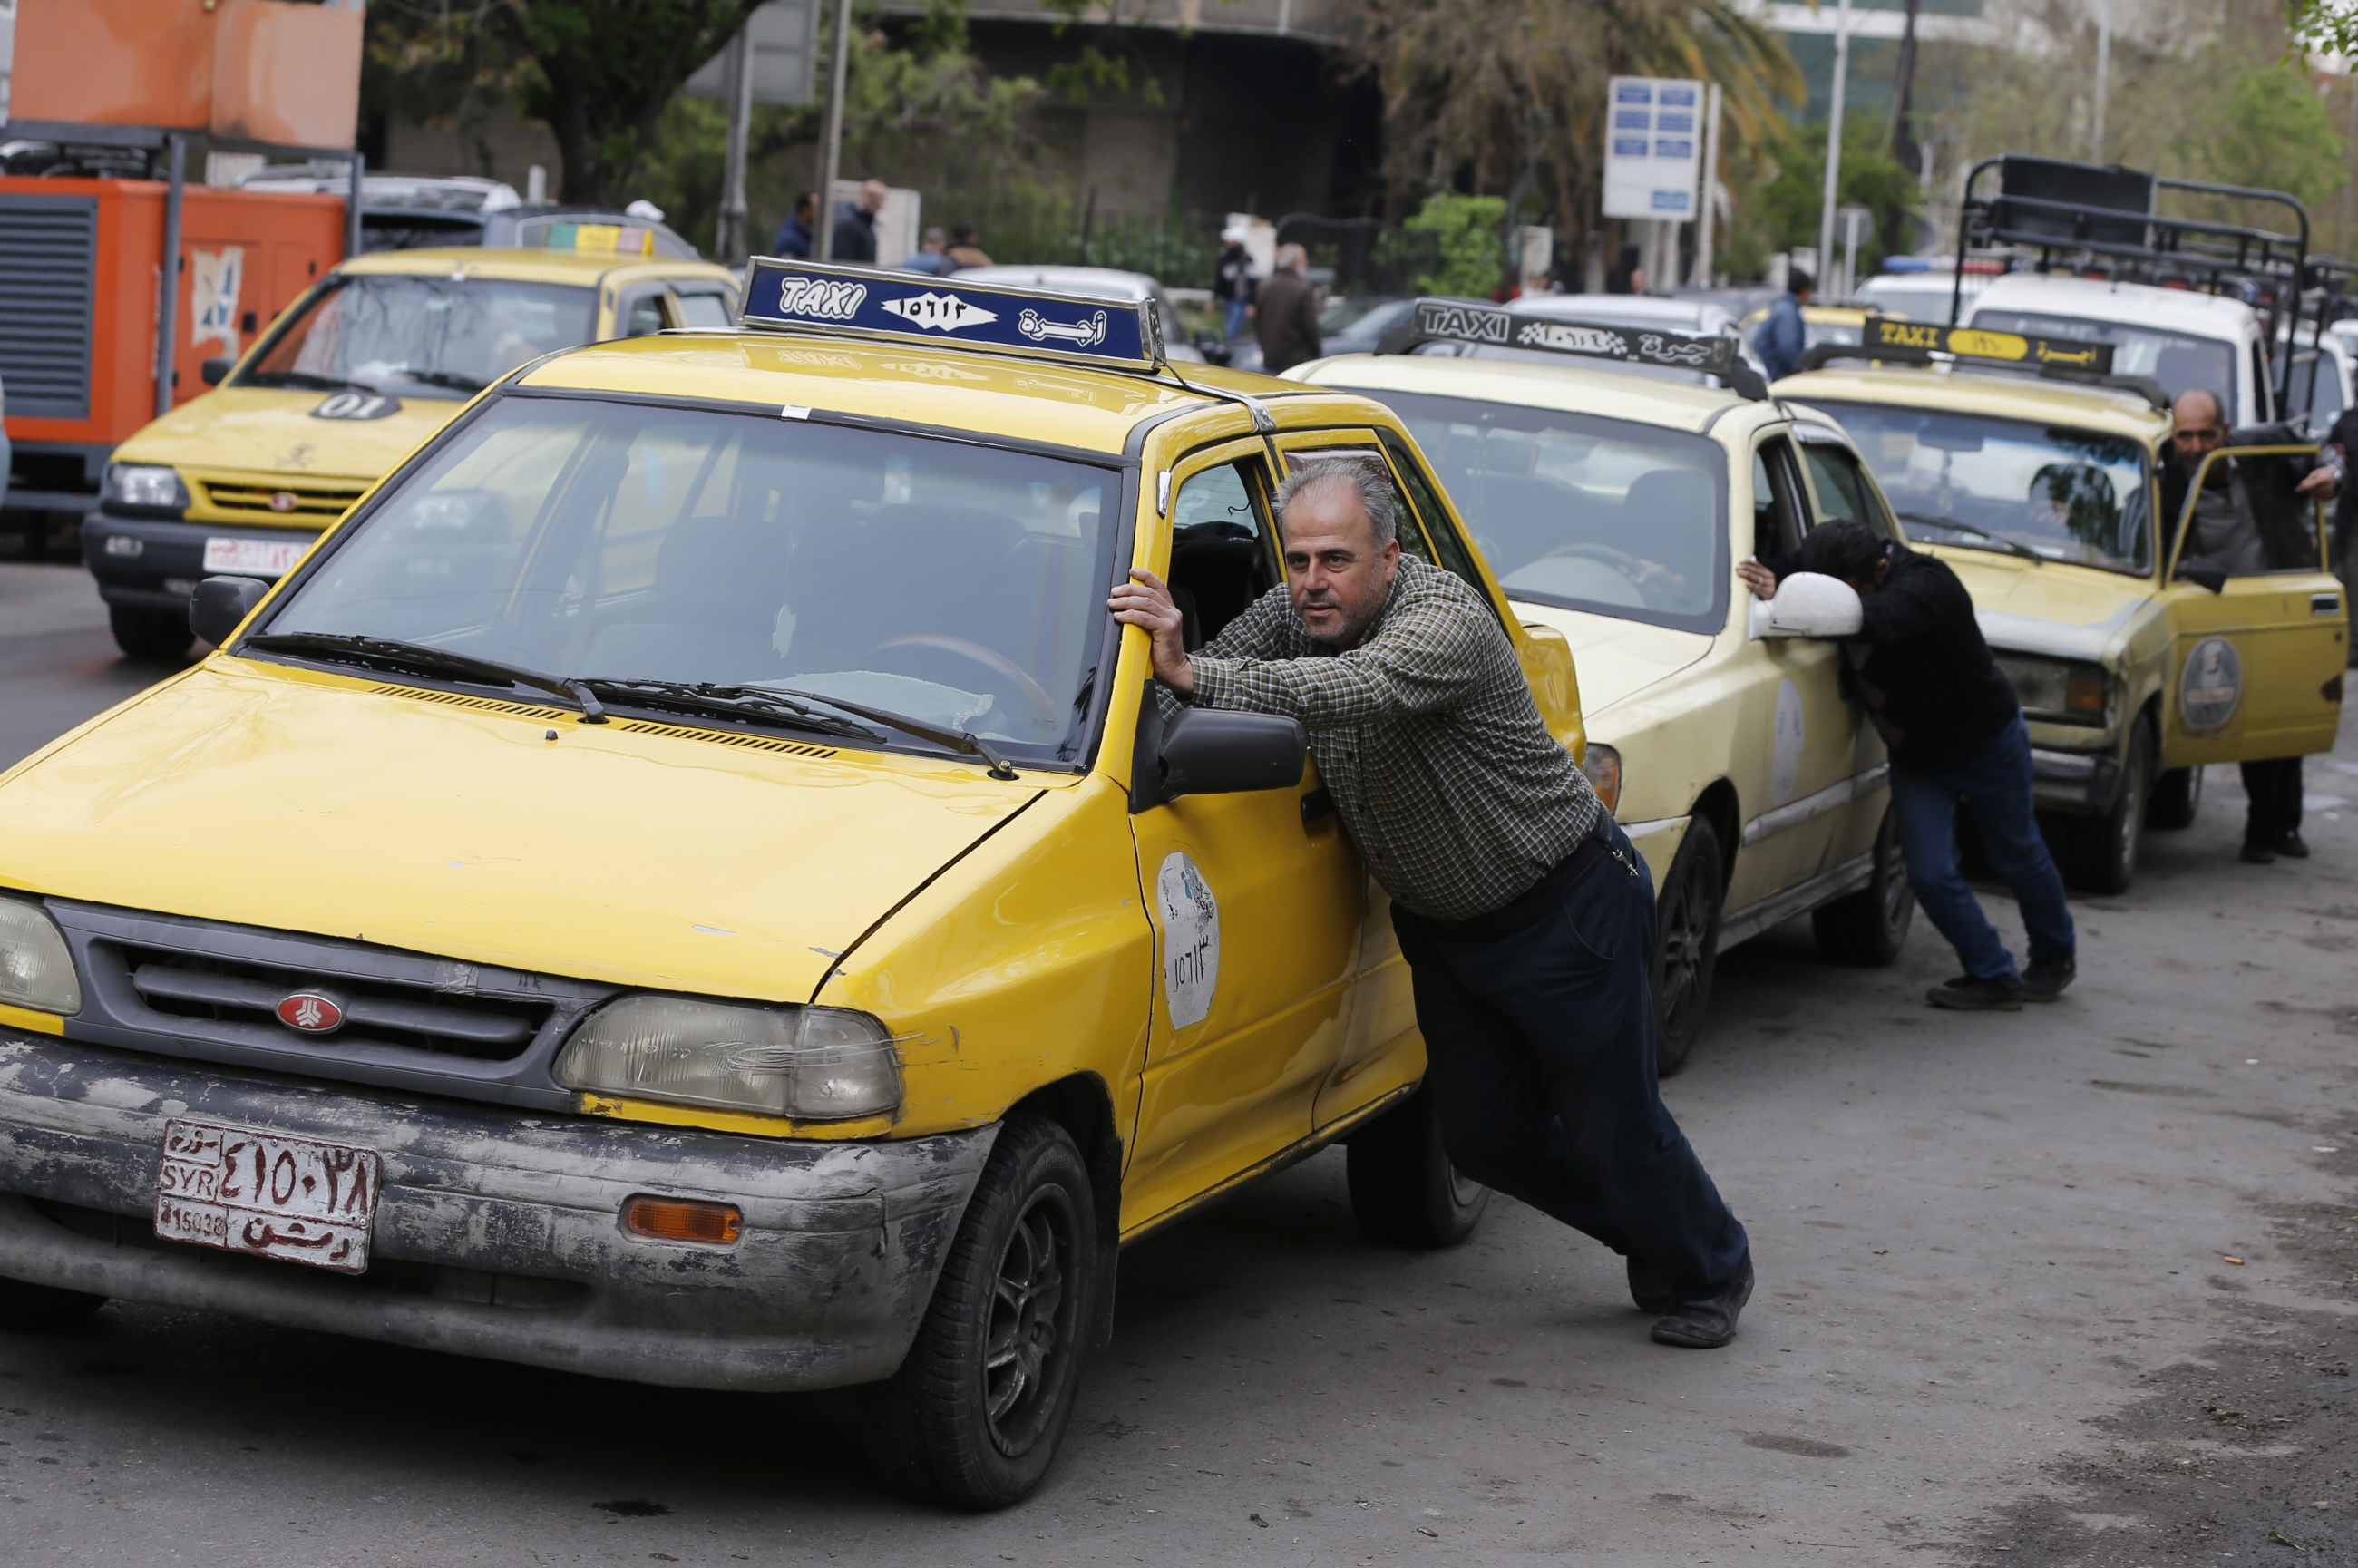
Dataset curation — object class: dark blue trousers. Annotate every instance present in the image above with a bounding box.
[1389,819,1751,1298]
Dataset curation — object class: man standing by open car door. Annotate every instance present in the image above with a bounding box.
[1111,459,1756,1349]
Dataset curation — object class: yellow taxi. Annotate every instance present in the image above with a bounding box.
[0,263,1582,1507]
[83,233,739,661]
[1295,301,1915,1073]
[1777,317,2347,891]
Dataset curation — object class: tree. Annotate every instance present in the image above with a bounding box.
[2205,63,2345,212]
[1397,194,1507,297]
[1730,116,1919,284]
[1350,0,1802,259]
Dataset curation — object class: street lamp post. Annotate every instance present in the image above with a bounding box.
[1816,0,1852,296]
[814,0,853,262]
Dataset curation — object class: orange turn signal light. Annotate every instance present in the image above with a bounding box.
[622,1195,743,1245]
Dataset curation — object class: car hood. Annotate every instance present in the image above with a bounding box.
[112,387,472,482]
[1508,600,1715,715]
[0,663,1039,1005]
[1925,547,2158,660]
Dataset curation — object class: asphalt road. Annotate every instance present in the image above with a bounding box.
[1,558,2353,1566]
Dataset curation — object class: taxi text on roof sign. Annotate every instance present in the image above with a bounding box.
[740,257,1169,369]
[541,222,658,257]
[1379,297,1768,397]
[1862,314,2117,374]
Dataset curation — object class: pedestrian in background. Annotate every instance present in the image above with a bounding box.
[945,221,992,270]
[1755,268,1812,382]
[1606,243,1645,296]
[830,179,888,264]
[2159,386,2342,862]
[900,227,952,274]
[1740,520,2077,1010]
[1213,226,1257,341]
[1110,459,1755,1348]
[1252,243,1321,374]
[773,192,817,259]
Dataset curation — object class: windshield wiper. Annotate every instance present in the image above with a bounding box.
[755,685,1024,781]
[242,370,375,394]
[243,632,607,722]
[578,678,884,743]
[396,369,489,394]
[1894,511,2041,562]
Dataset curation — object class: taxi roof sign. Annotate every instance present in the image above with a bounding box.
[740,258,1167,369]
[541,222,658,257]
[1851,315,2117,374]
[1377,297,1768,398]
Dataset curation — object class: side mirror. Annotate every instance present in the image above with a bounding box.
[190,575,270,646]
[200,356,234,387]
[1192,330,1232,367]
[1748,571,1864,638]
[1130,699,1305,810]
[2175,558,2228,594]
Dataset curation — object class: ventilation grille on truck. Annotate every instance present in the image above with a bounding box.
[0,195,98,420]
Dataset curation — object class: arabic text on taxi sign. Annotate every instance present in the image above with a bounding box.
[1404,298,1745,378]
[740,258,1164,368]
[1864,316,2116,374]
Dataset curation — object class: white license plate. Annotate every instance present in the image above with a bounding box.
[153,1119,380,1274]
[201,537,307,576]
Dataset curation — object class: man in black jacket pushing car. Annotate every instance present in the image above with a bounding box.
[1740,521,2076,1010]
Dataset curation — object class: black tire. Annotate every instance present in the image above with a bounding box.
[2146,762,2204,831]
[109,604,193,663]
[1811,805,1915,966]
[0,1277,104,1332]
[1344,1087,1489,1248]
[2067,716,2154,895]
[1652,817,1724,1078]
[858,1115,1096,1510]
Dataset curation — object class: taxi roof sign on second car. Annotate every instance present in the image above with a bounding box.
[739,257,1170,369]
[1374,297,1770,399]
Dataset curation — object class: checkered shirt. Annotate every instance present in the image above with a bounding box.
[1167,557,1600,920]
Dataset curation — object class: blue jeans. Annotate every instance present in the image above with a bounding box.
[1389,819,1751,1298]
[1887,715,2076,984]
[1223,298,1250,340]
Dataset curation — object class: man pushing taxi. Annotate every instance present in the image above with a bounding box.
[1108,459,1754,1349]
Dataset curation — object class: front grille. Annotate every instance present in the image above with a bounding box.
[51,900,617,1111]
[0,195,98,419]
[197,481,365,521]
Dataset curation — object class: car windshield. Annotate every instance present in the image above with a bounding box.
[1369,388,1728,632]
[258,397,1116,759]
[239,275,596,399]
[1808,402,2153,574]
[1968,309,2235,405]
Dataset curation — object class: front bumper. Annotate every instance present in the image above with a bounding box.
[0,1032,992,1391]
[2030,746,2120,815]
[81,512,318,611]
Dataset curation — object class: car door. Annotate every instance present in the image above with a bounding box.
[1788,426,1898,877]
[1124,444,1366,1233]
[2159,446,2347,769]
[609,282,677,340]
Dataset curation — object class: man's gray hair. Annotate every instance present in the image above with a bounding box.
[1276,457,1399,549]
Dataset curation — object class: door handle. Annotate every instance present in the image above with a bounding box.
[1301,788,1335,833]
[2312,592,2343,615]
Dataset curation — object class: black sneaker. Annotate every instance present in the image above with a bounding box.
[2020,957,2076,1003]
[2241,842,2278,864]
[2276,832,2312,859]
[1927,974,2023,1011]
[1628,1254,1675,1315]
[1652,1254,1753,1349]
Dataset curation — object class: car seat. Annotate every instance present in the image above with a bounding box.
[580,516,795,684]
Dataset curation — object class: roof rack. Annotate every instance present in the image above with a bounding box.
[1792,315,2169,409]
[739,257,1169,370]
[1952,154,2313,405]
[1374,297,1768,399]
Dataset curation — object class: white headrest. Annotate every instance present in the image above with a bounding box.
[1749,570,1865,638]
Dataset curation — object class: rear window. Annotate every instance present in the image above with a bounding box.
[1968,309,2235,407]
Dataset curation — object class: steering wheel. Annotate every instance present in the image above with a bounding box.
[872,635,1059,724]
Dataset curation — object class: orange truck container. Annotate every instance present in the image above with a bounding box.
[1,179,348,512]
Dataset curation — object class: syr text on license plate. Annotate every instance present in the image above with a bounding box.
[201,537,306,575]
[153,1119,379,1274]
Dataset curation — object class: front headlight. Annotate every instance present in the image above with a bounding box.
[554,996,901,1121]
[1995,654,2107,726]
[102,463,192,513]
[1580,743,1623,814]
[0,899,83,1017]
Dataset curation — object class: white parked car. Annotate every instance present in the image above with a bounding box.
[949,265,1208,362]
[1962,273,2274,426]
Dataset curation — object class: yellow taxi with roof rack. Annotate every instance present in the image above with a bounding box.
[1293,299,1918,1075]
[0,260,1582,1507]
[83,229,738,662]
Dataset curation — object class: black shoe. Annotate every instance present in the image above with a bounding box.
[2241,842,2278,865]
[1652,1255,1753,1349]
[1628,1254,1675,1315]
[2276,832,2311,859]
[2020,957,2075,1003]
[1926,974,2022,1011]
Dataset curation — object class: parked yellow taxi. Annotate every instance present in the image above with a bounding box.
[1294,301,1915,1073]
[1777,317,2347,891]
[83,229,739,661]
[0,264,1582,1507]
